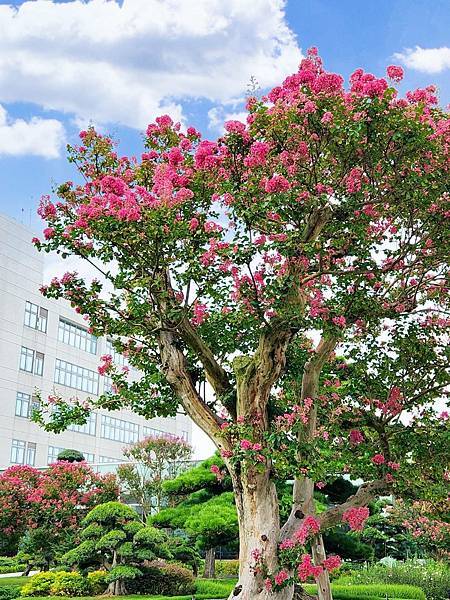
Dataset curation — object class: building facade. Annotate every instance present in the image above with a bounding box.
[0,213,192,469]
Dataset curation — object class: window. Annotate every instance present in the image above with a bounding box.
[142,426,178,440]
[24,301,48,333]
[11,439,36,465]
[104,376,113,394]
[19,347,44,375]
[101,415,139,444]
[15,392,40,418]
[99,456,121,464]
[68,412,97,436]
[54,359,99,394]
[58,318,97,354]
[84,452,95,463]
[181,430,189,442]
[106,338,127,367]
[26,442,36,466]
[47,445,64,464]
[10,439,26,464]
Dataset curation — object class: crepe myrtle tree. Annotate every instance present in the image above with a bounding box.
[34,49,449,600]
[117,433,192,519]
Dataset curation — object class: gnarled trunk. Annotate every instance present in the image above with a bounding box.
[203,546,216,579]
[106,580,127,596]
[229,470,294,600]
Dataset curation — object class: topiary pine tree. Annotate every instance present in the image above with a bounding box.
[152,455,236,579]
[62,501,171,595]
[35,49,449,600]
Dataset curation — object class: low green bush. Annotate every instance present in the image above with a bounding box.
[126,561,195,596]
[215,559,239,578]
[0,589,21,600]
[346,560,450,600]
[49,572,90,597]
[20,573,57,597]
[86,570,107,595]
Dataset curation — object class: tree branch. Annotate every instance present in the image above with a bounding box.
[318,479,388,530]
[158,329,226,449]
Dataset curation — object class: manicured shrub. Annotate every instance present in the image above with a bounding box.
[126,561,195,596]
[346,561,450,600]
[303,583,426,599]
[86,570,107,595]
[49,572,90,597]
[20,572,57,597]
[215,559,239,578]
[0,589,20,600]
[56,449,85,463]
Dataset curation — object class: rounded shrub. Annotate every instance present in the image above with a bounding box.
[126,561,195,596]
[215,559,239,578]
[20,572,57,597]
[49,572,90,597]
[56,449,85,463]
[86,570,107,595]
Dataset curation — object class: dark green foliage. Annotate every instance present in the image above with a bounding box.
[162,455,231,497]
[321,478,358,504]
[166,537,201,575]
[0,589,20,600]
[56,449,85,463]
[125,561,195,596]
[323,529,374,562]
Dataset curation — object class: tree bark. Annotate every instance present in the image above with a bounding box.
[311,535,332,600]
[203,546,216,579]
[228,470,294,600]
[106,580,127,596]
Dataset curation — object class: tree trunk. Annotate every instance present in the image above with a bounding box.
[228,471,294,600]
[203,546,216,579]
[22,563,33,576]
[106,580,127,596]
[311,535,332,600]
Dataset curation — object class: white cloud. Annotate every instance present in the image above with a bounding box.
[208,106,248,133]
[0,104,65,158]
[0,0,301,130]
[394,46,450,74]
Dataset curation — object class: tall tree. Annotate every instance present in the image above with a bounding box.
[117,433,192,519]
[35,49,449,600]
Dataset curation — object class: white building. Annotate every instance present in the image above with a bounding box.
[0,213,192,469]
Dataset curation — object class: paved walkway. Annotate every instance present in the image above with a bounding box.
[0,571,38,578]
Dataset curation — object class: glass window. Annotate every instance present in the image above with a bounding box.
[15,391,31,417]
[10,439,26,464]
[58,318,97,354]
[68,412,97,436]
[47,445,64,464]
[142,426,177,440]
[104,376,113,394]
[19,347,44,375]
[101,415,139,444]
[99,456,121,464]
[19,346,34,373]
[26,442,36,466]
[84,452,95,463]
[34,352,44,376]
[181,430,189,441]
[54,359,99,395]
[24,302,48,332]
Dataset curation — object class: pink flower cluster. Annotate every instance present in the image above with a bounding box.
[386,65,404,82]
[342,506,370,531]
[297,554,323,582]
[349,429,364,445]
[279,515,320,550]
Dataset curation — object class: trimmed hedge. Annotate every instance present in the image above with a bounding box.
[304,583,426,600]
[125,562,195,596]
[214,559,239,578]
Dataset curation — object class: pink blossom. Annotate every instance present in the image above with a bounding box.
[342,507,370,531]
[386,65,404,82]
[264,174,290,193]
[372,453,385,465]
[240,439,253,450]
[332,315,346,328]
[43,227,56,239]
[210,464,220,475]
[189,217,199,231]
[225,120,246,135]
[323,555,341,572]
[321,111,333,125]
[274,569,289,586]
[349,429,364,445]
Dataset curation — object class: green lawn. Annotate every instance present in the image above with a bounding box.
[1,576,426,600]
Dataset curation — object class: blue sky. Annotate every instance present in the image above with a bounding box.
[1,0,449,228]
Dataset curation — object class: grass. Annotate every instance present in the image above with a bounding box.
[1,575,426,600]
